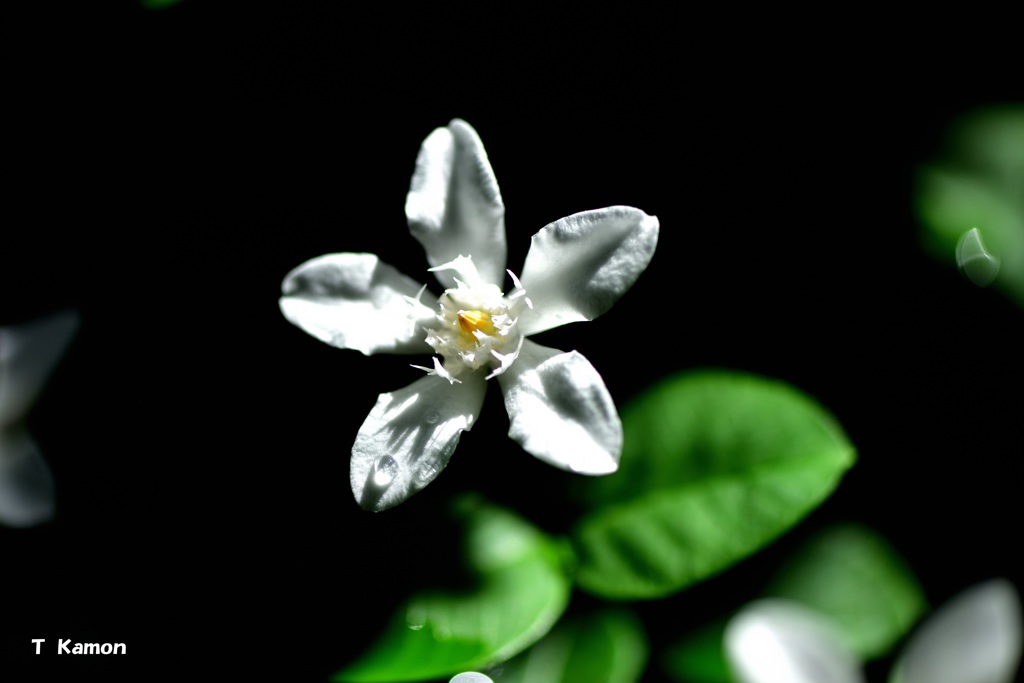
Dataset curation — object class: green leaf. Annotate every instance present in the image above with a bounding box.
[662,621,732,683]
[333,497,572,683]
[572,370,855,600]
[498,608,648,683]
[140,0,183,8]
[765,524,927,660]
[947,105,1024,194]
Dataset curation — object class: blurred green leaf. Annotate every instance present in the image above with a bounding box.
[917,105,1024,304]
[765,524,927,660]
[572,370,855,600]
[141,0,183,9]
[948,105,1024,194]
[333,497,571,683]
[497,608,648,683]
[662,621,732,683]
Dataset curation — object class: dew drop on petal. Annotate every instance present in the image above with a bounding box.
[425,410,440,424]
[373,456,399,487]
[956,227,1000,287]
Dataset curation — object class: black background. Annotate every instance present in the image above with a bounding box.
[3,3,1021,682]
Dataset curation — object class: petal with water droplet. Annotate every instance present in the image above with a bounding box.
[351,372,487,512]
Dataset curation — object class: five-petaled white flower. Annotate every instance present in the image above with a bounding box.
[280,119,658,511]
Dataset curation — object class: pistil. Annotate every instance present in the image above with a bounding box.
[457,310,497,340]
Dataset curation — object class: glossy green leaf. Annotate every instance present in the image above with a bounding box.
[765,524,927,660]
[572,370,855,599]
[497,608,648,683]
[662,621,732,683]
[333,497,571,683]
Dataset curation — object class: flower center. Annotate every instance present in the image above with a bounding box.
[426,281,518,376]
[416,256,531,382]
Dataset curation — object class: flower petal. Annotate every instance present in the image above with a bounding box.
[0,427,55,527]
[0,310,78,427]
[517,206,659,336]
[350,372,487,512]
[891,579,1022,683]
[450,674,493,683]
[724,600,865,683]
[405,119,507,289]
[279,253,435,355]
[497,339,621,475]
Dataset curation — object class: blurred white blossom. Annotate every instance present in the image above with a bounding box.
[724,579,1022,683]
[890,579,1021,683]
[725,600,864,683]
[0,311,78,527]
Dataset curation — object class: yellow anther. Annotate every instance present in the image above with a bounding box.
[457,310,496,340]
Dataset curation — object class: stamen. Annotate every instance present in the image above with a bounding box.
[421,255,527,379]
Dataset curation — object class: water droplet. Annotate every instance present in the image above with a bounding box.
[373,456,398,487]
[425,411,440,424]
[406,605,426,631]
[956,227,1000,287]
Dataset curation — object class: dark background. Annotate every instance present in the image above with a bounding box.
[3,3,1021,681]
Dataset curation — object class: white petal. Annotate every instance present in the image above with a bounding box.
[517,207,659,336]
[405,119,507,289]
[0,427,55,527]
[350,372,487,512]
[725,600,865,683]
[0,310,78,427]
[279,253,434,355]
[496,339,620,475]
[450,674,493,683]
[891,579,1022,683]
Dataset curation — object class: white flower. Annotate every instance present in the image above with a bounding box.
[724,580,1023,683]
[280,119,658,511]
[0,311,78,527]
